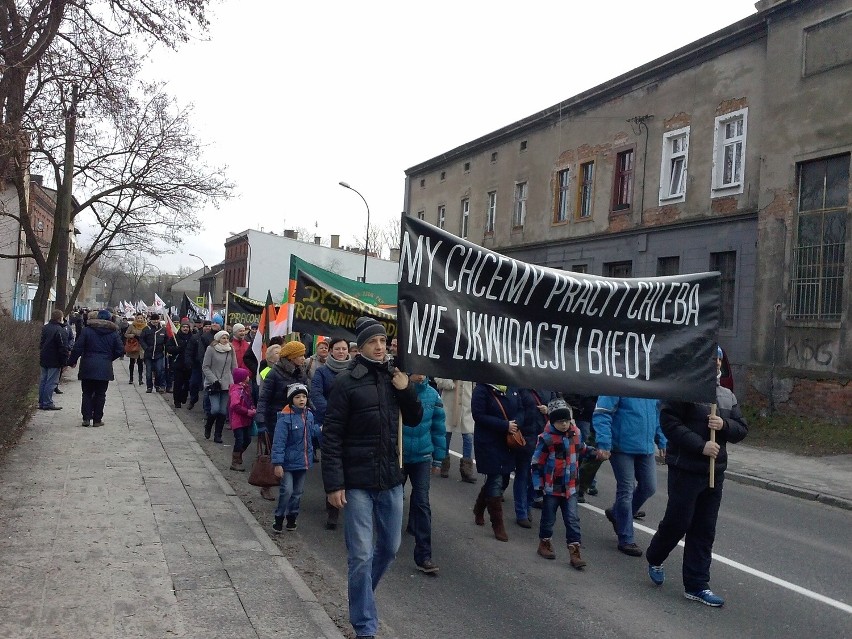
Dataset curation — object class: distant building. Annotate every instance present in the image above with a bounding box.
[223,229,398,302]
[403,0,852,420]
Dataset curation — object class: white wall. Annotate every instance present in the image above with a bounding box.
[244,230,398,301]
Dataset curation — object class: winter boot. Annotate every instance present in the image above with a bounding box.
[486,496,508,542]
[213,415,225,443]
[230,451,244,471]
[204,415,214,439]
[460,457,477,484]
[537,538,556,560]
[473,486,487,526]
[440,457,451,478]
[568,542,587,569]
[285,514,298,531]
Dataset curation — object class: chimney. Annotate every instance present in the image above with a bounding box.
[331,234,340,249]
[283,229,297,239]
[314,235,321,245]
[389,247,401,262]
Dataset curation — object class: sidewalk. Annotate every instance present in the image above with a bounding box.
[0,363,343,639]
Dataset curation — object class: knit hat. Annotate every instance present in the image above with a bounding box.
[547,398,573,423]
[97,309,111,320]
[212,314,224,326]
[287,383,308,404]
[250,323,258,329]
[181,317,190,324]
[280,340,306,360]
[232,323,245,333]
[214,330,229,341]
[150,313,160,321]
[355,316,386,349]
[232,368,250,385]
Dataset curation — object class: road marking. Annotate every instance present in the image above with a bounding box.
[580,503,852,615]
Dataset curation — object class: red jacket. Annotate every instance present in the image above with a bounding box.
[232,337,250,369]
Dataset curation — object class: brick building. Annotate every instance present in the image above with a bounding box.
[403,0,852,420]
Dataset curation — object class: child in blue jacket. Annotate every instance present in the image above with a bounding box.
[271,383,320,532]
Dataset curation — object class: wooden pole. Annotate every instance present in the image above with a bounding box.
[709,404,717,488]
[398,412,403,468]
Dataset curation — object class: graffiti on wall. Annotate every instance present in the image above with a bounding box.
[785,337,835,369]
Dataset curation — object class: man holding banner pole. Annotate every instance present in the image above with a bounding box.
[645,345,748,607]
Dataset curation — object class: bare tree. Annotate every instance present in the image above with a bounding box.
[0,0,213,320]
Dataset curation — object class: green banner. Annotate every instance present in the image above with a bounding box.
[289,255,397,307]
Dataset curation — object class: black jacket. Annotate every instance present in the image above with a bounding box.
[140,323,166,360]
[166,330,193,370]
[321,356,423,493]
[256,358,309,427]
[660,385,748,476]
[40,319,69,368]
[67,319,125,380]
[186,330,214,369]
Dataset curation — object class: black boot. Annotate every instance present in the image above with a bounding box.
[204,415,214,439]
[214,415,225,443]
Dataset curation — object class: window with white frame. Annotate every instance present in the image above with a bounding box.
[555,168,570,223]
[577,162,595,219]
[486,191,497,234]
[712,108,748,194]
[437,205,446,229]
[659,126,690,203]
[513,182,527,227]
[460,198,470,238]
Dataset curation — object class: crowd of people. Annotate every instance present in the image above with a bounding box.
[39,309,748,639]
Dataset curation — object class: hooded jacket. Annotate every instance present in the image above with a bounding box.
[592,396,667,455]
[256,357,309,428]
[40,319,69,368]
[402,379,447,465]
[272,404,320,471]
[68,318,125,380]
[321,356,423,492]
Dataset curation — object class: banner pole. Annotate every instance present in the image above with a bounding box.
[398,412,403,469]
[709,403,717,488]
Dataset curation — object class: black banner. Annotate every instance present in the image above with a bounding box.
[397,216,720,403]
[179,294,208,324]
[292,270,396,343]
[227,291,280,327]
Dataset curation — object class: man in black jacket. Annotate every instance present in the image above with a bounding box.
[322,317,422,639]
[185,320,213,410]
[38,309,69,410]
[645,346,748,607]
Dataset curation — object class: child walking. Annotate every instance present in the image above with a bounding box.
[271,383,319,532]
[228,368,256,471]
[531,398,595,569]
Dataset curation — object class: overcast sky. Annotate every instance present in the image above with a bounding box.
[144,0,758,275]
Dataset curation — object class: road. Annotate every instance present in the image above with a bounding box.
[178,408,852,639]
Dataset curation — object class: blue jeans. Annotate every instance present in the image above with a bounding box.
[189,366,202,403]
[344,485,403,637]
[203,387,212,416]
[233,427,252,454]
[208,390,228,416]
[145,357,165,390]
[484,473,510,498]
[274,469,306,518]
[538,493,581,544]
[446,432,473,458]
[38,367,60,407]
[609,452,657,545]
[402,461,433,566]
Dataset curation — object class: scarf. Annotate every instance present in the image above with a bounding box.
[132,319,147,330]
[325,356,350,374]
[213,342,232,353]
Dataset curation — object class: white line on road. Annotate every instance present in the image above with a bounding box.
[580,503,852,615]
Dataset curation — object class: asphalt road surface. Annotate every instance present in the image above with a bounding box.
[180,408,852,639]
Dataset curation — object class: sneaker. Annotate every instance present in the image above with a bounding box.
[146,388,153,393]
[271,516,284,533]
[633,510,646,520]
[537,538,556,560]
[92,421,104,427]
[604,508,618,535]
[684,589,724,607]
[138,380,144,386]
[39,405,62,411]
[416,559,439,574]
[648,564,665,585]
[285,515,297,531]
[80,420,91,427]
[618,543,644,557]
[54,388,63,394]
[568,542,587,569]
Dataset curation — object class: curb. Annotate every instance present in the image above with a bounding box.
[725,471,852,511]
[168,404,345,639]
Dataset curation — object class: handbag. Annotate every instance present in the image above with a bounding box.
[205,352,230,393]
[248,434,279,488]
[490,389,526,449]
[124,336,140,355]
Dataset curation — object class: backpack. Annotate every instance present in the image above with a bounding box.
[125,335,140,355]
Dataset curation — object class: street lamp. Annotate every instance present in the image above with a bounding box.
[188,253,208,274]
[339,181,370,282]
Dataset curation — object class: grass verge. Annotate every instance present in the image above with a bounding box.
[741,405,852,456]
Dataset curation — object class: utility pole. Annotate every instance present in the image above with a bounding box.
[56,83,78,312]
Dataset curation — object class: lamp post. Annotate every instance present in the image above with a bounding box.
[188,253,208,274]
[339,181,370,282]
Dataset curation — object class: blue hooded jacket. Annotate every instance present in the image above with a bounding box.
[402,378,447,465]
[592,396,666,455]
